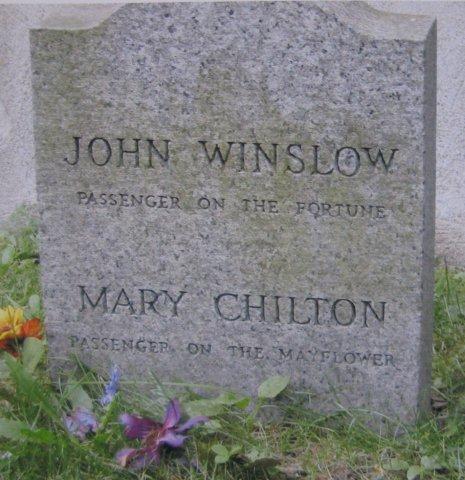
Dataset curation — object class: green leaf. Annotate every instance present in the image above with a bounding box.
[258,375,290,399]
[229,445,242,456]
[204,419,222,433]
[211,444,229,456]
[234,396,251,409]
[20,428,57,445]
[432,377,444,389]
[28,294,41,314]
[64,380,93,411]
[0,418,28,440]
[0,418,56,445]
[21,338,45,373]
[211,444,241,465]
[215,392,251,409]
[407,465,422,480]
[1,246,14,265]
[214,454,229,464]
[215,392,240,405]
[243,449,280,468]
[185,392,250,417]
[421,455,444,471]
[212,444,230,464]
[184,399,223,417]
[383,459,410,471]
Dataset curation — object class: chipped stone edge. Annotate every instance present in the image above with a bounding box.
[317,1,435,42]
[32,3,123,30]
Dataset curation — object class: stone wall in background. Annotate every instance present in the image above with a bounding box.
[369,0,465,267]
[0,1,464,267]
[0,3,119,222]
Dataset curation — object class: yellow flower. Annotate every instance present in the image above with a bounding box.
[0,306,25,341]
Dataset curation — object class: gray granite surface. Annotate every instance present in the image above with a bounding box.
[31,1,436,421]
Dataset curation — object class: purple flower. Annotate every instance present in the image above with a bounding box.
[116,398,208,470]
[100,365,121,406]
[63,407,99,441]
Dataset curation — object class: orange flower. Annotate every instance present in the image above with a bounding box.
[0,307,43,356]
[21,317,43,339]
[0,306,24,341]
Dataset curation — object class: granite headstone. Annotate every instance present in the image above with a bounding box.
[31,2,436,421]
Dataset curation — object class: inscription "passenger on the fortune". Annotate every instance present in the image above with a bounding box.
[78,286,387,327]
[64,136,398,177]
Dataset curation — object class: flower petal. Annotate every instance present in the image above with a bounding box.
[21,318,43,339]
[117,446,161,470]
[130,448,161,471]
[0,306,25,341]
[159,430,187,448]
[163,398,181,428]
[100,365,121,406]
[10,306,24,325]
[64,407,99,440]
[115,447,138,467]
[176,416,209,433]
[75,408,99,431]
[120,413,161,439]
[63,415,79,437]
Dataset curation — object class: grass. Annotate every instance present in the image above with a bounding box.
[0,207,464,479]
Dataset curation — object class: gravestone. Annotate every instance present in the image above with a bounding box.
[31,2,436,421]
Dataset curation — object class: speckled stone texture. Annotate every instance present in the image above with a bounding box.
[31,2,436,421]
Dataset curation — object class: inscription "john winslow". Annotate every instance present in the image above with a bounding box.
[79,286,387,327]
[64,136,398,177]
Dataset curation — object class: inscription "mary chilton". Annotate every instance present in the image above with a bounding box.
[64,136,398,177]
[79,286,387,328]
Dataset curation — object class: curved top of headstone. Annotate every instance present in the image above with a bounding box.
[45,1,434,43]
[316,1,434,41]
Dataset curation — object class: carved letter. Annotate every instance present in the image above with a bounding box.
[244,294,266,321]
[335,147,360,177]
[362,300,386,327]
[161,290,187,316]
[311,145,333,175]
[147,139,170,167]
[285,144,305,174]
[199,141,234,166]
[111,288,135,314]
[253,143,278,172]
[139,289,160,315]
[79,286,108,312]
[362,147,398,172]
[331,298,356,326]
[88,138,112,166]
[215,293,242,321]
[64,136,81,165]
[278,348,293,360]
[304,297,329,325]
[117,138,140,167]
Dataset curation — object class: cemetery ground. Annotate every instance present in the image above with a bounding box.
[0,209,463,480]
